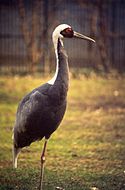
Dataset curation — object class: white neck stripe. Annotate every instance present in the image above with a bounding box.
[48,38,63,85]
[47,24,70,85]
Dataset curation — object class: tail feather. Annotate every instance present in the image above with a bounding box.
[12,145,21,168]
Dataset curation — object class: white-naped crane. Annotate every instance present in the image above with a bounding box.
[13,24,95,190]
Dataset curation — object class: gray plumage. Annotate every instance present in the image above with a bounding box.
[13,39,69,150]
[12,25,95,186]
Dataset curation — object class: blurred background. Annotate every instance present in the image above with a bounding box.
[0,0,125,75]
[1,1,125,189]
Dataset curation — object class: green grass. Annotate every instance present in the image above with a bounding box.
[0,75,125,190]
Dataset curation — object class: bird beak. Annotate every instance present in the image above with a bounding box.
[73,31,95,43]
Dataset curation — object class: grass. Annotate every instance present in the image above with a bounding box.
[0,74,125,190]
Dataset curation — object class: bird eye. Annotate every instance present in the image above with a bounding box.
[61,27,74,38]
[65,28,72,32]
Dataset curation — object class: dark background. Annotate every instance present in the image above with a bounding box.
[0,0,125,74]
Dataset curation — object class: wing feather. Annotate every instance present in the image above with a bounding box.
[14,90,45,134]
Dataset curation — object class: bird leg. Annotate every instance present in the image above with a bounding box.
[39,138,48,190]
[12,144,21,169]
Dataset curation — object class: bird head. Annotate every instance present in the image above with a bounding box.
[53,24,95,43]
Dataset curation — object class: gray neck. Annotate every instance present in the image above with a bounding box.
[47,37,69,106]
[48,38,69,89]
[55,39,69,87]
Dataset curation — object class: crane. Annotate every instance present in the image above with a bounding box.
[13,24,95,190]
